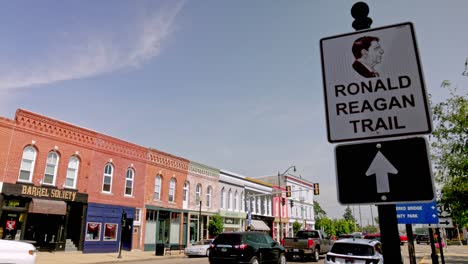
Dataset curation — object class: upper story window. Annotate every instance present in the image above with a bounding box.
[169,178,176,202]
[206,186,212,208]
[183,181,189,202]
[240,192,244,212]
[65,156,79,188]
[43,151,59,185]
[125,168,134,196]
[234,191,238,211]
[18,146,37,183]
[221,187,225,209]
[154,175,161,200]
[227,189,232,210]
[195,184,202,203]
[102,163,113,193]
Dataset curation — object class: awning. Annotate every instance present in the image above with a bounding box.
[250,220,271,231]
[29,199,67,215]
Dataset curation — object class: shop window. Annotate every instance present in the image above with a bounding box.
[18,146,37,183]
[102,163,113,193]
[104,223,118,241]
[86,222,101,241]
[134,209,141,226]
[168,178,176,202]
[206,186,212,208]
[125,168,134,196]
[154,175,161,200]
[43,151,59,185]
[195,184,202,203]
[65,156,79,188]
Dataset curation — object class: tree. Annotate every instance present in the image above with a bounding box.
[315,217,336,236]
[293,221,302,235]
[314,201,327,220]
[343,206,356,222]
[334,219,354,236]
[361,225,378,234]
[208,214,224,237]
[430,81,468,227]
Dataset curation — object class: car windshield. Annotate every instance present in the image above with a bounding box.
[213,234,242,245]
[331,243,375,256]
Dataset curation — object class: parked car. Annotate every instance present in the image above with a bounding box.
[399,233,408,245]
[363,233,382,241]
[283,229,333,262]
[209,231,286,264]
[415,234,430,244]
[0,239,37,264]
[325,238,383,264]
[184,239,214,257]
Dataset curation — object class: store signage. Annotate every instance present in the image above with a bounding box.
[21,185,77,201]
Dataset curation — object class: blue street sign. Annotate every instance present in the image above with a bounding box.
[396,201,439,224]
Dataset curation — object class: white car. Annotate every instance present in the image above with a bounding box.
[184,239,214,257]
[0,239,37,264]
[325,238,383,264]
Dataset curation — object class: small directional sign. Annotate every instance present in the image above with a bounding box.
[396,201,439,224]
[425,217,454,228]
[335,137,435,204]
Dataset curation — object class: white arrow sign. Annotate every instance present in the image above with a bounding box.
[365,151,398,193]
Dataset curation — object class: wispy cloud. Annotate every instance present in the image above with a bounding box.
[0,1,184,91]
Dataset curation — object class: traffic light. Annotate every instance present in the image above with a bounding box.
[281,197,286,206]
[286,186,292,197]
[313,183,320,195]
[289,200,294,208]
[351,2,372,31]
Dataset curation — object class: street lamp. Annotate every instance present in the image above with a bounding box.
[277,165,296,241]
[117,210,126,259]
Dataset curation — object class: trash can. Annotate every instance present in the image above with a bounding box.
[155,243,165,256]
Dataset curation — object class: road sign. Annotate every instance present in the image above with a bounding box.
[320,22,432,143]
[335,137,434,204]
[396,201,439,224]
[425,217,454,228]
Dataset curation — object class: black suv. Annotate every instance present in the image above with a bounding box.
[415,234,430,244]
[209,231,286,264]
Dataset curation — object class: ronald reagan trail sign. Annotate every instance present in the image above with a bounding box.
[320,22,432,143]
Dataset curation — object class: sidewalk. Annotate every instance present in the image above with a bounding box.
[412,245,468,264]
[37,250,186,264]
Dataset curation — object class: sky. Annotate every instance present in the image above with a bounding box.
[0,0,467,224]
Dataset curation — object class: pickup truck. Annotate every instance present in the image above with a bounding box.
[283,230,333,262]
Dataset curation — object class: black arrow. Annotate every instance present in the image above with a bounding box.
[440,220,450,225]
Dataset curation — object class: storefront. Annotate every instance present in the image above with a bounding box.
[249,215,274,237]
[220,210,246,232]
[0,182,88,251]
[84,203,135,253]
[143,206,187,251]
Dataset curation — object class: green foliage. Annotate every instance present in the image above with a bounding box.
[293,221,302,234]
[315,217,335,236]
[314,201,327,220]
[343,206,356,222]
[335,219,354,236]
[361,225,379,234]
[208,214,224,237]
[430,82,468,227]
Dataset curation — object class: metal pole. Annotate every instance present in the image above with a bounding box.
[198,200,202,241]
[406,224,416,264]
[277,172,283,241]
[429,228,439,264]
[377,205,402,264]
[436,228,445,264]
[118,210,126,259]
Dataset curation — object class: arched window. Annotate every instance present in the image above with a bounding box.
[227,189,232,210]
[183,181,189,203]
[206,186,212,208]
[234,191,238,211]
[102,163,113,193]
[18,146,37,182]
[221,188,225,209]
[43,151,59,185]
[65,156,79,188]
[125,168,134,196]
[196,184,202,203]
[240,192,244,212]
[154,175,161,200]
[169,178,176,202]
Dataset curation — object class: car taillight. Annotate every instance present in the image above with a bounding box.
[307,238,314,248]
[28,249,36,255]
[234,244,248,250]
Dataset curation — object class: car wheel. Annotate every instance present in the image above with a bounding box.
[249,256,259,264]
[312,248,320,262]
[278,253,286,264]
